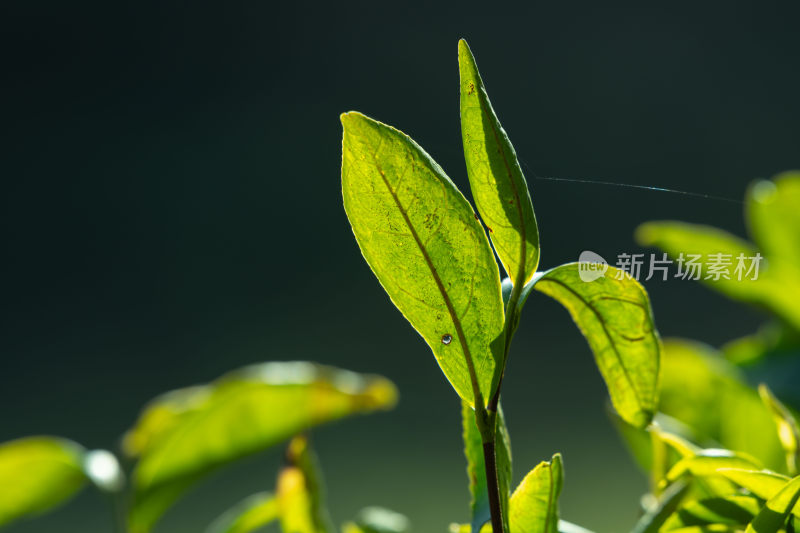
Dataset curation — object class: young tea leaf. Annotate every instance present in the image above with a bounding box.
[341,111,505,406]
[533,263,660,428]
[0,437,87,528]
[509,454,563,533]
[205,492,279,533]
[127,362,396,533]
[458,39,539,286]
[462,401,512,532]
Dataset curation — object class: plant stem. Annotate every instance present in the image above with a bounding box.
[483,436,505,533]
[476,406,505,533]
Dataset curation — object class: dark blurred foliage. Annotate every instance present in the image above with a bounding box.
[1,1,799,531]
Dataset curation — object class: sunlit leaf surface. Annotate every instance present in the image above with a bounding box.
[458,39,539,285]
[509,454,563,533]
[533,263,660,428]
[341,111,504,406]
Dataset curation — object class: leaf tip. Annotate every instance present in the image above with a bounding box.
[634,222,659,246]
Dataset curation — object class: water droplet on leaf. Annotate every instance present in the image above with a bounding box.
[441,334,452,345]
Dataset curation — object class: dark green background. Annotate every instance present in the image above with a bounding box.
[2,1,799,531]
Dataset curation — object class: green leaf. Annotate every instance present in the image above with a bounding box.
[717,469,791,502]
[462,401,512,532]
[664,450,762,486]
[533,263,660,428]
[636,220,800,332]
[277,436,333,533]
[759,384,800,475]
[744,474,800,533]
[205,492,278,533]
[746,173,800,268]
[509,453,563,533]
[659,340,787,473]
[631,480,690,533]
[127,362,396,533]
[0,436,87,528]
[341,507,410,533]
[458,39,539,286]
[662,495,761,530]
[341,111,505,406]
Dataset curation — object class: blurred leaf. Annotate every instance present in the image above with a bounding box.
[637,195,800,332]
[631,480,690,533]
[759,384,800,475]
[462,400,512,532]
[659,340,786,472]
[205,492,278,533]
[127,362,396,533]
[609,409,698,491]
[664,450,762,486]
[509,453,563,533]
[0,437,87,528]
[661,495,761,530]
[744,474,800,533]
[341,507,410,533]
[458,39,539,286]
[746,173,800,268]
[341,111,505,406]
[533,263,660,428]
[277,436,333,533]
[717,468,800,523]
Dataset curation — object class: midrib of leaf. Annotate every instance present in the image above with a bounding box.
[370,153,484,407]
[536,277,648,414]
[476,96,527,285]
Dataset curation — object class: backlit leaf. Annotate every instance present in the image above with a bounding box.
[0,437,87,528]
[636,220,800,331]
[659,340,787,473]
[277,436,333,533]
[533,263,660,428]
[127,362,396,533]
[458,39,539,286]
[509,454,563,533]
[341,111,505,406]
